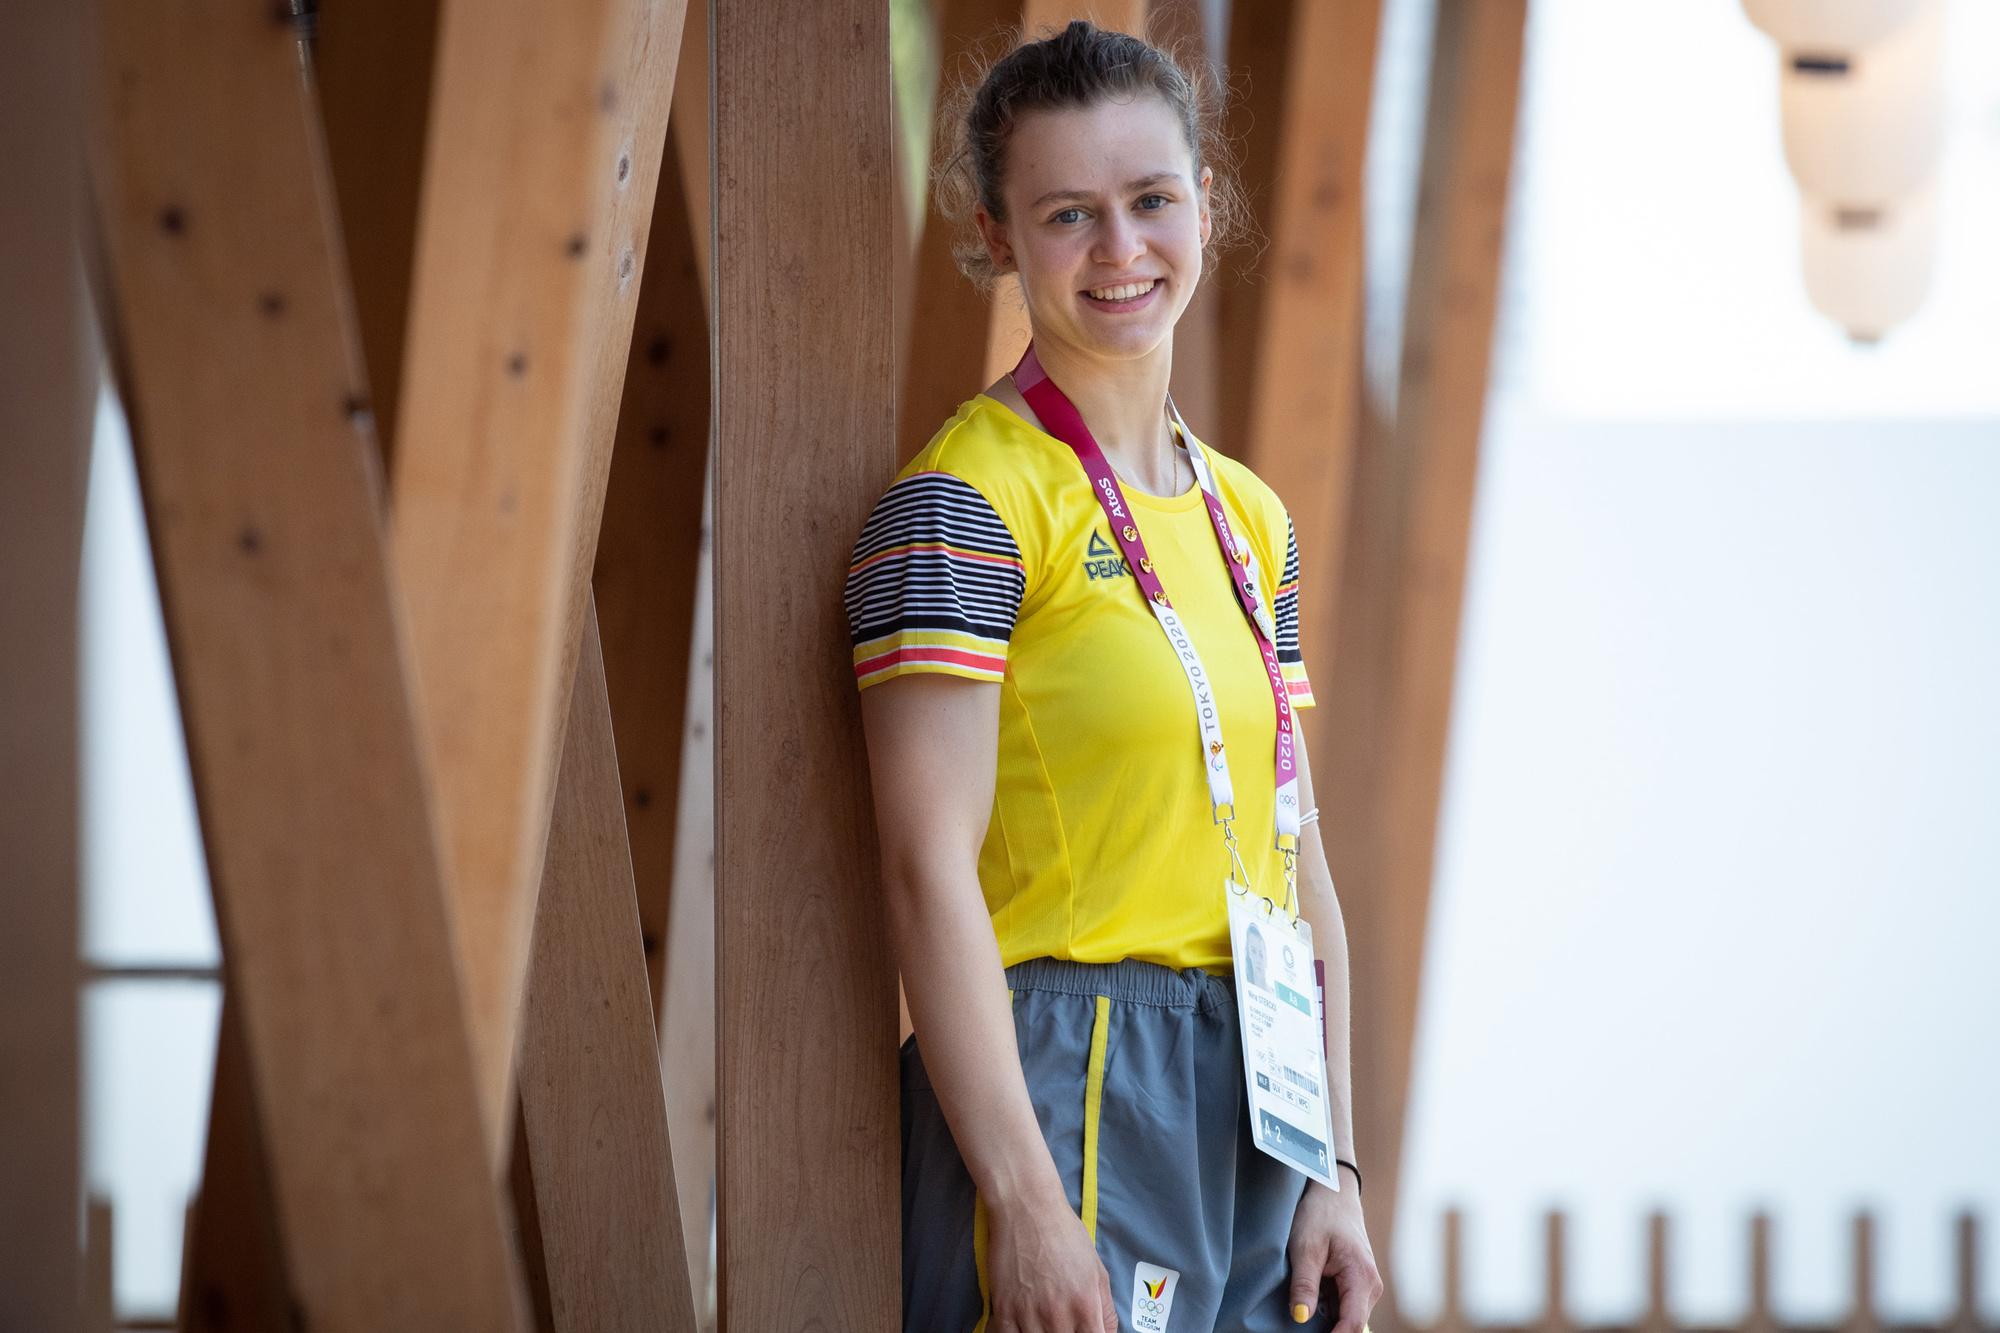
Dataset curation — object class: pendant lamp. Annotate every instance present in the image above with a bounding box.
[1742,0,1923,51]
[1798,181,1938,342]
[1778,0,1946,203]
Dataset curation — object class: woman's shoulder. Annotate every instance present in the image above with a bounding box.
[1187,433,1292,537]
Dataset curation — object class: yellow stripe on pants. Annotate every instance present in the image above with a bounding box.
[1080,994,1111,1239]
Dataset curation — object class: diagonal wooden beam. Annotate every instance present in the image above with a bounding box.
[388,0,690,1156]
[596,49,711,1031]
[179,1002,293,1333]
[84,0,526,1324]
[0,3,90,1325]
[516,594,697,1331]
[1318,1,1529,1311]
[311,0,443,469]
[713,0,900,1325]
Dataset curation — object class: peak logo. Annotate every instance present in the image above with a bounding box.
[1082,529,1130,581]
[1131,1261,1181,1331]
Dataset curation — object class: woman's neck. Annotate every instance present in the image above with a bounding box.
[1020,337,1182,494]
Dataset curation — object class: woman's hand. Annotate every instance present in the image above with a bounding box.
[1285,1178,1382,1330]
[987,1187,1119,1333]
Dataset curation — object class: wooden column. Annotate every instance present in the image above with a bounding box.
[713,0,899,1326]
[0,2,89,1325]
[387,0,690,1154]
[515,596,697,1331]
[86,0,525,1323]
[1317,2,1529,1318]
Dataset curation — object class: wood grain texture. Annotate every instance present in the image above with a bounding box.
[517,596,696,1332]
[713,0,900,1326]
[657,475,718,1315]
[179,1003,293,1333]
[311,0,442,468]
[86,1,525,1324]
[1316,0,1528,1304]
[596,95,710,1030]
[896,0,1017,465]
[388,0,690,1152]
[0,15,90,1328]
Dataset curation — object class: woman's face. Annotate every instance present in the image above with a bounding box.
[977,93,1212,366]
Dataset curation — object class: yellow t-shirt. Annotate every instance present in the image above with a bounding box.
[844,393,1316,973]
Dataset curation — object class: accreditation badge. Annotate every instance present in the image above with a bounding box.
[1226,884,1339,1190]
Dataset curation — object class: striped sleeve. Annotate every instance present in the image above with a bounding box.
[1273,512,1316,708]
[845,470,1026,688]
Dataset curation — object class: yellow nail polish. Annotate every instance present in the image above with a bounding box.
[1293,1302,1312,1324]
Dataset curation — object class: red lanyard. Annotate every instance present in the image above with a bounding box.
[1011,342,1301,881]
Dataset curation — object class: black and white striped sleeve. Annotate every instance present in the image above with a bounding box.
[844,471,1026,689]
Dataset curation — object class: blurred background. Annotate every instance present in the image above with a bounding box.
[64,0,2000,1325]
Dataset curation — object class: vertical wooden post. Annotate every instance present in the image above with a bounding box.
[1436,1208,1470,1333]
[1317,3,1529,1305]
[1536,1209,1574,1333]
[1744,1211,1779,1333]
[0,6,88,1330]
[713,0,900,1325]
[1641,1209,1677,1333]
[1842,1211,1884,1333]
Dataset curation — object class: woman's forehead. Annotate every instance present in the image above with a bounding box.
[1005,96,1191,194]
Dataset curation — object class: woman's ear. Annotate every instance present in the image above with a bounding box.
[973,202,1014,273]
[1198,164,1213,247]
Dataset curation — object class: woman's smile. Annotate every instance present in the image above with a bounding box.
[1080,277,1163,313]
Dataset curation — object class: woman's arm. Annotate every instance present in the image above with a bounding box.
[1284,723,1385,1330]
[858,673,1117,1332]
[1291,725,1358,1177]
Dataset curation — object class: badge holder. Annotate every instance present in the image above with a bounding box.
[1225,824,1339,1191]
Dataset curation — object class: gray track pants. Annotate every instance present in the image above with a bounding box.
[901,956,1340,1332]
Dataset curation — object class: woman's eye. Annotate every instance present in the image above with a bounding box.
[1137,193,1170,211]
[1051,207,1085,225]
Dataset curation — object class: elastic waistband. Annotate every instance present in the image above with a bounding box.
[1003,956,1234,1011]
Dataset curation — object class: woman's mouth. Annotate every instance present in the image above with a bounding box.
[1081,278,1161,313]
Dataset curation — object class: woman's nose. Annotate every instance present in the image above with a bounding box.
[1092,211,1145,268]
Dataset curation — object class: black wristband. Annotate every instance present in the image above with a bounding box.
[1335,1158,1363,1194]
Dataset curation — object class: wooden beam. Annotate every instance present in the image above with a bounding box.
[713,0,899,1326]
[388,0,690,1154]
[85,0,526,1323]
[656,474,718,1312]
[0,4,88,1329]
[1317,0,1528,1308]
[178,1003,292,1333]
[596,88,711,1028]
[310,0,442,467]
[515,595,697,1332]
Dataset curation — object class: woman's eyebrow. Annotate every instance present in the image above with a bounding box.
[1029,171,1183,210]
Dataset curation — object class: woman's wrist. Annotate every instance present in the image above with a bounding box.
[971,1145,1070,1217]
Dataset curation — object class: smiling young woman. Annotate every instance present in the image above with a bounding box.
[845,21,1383,1333]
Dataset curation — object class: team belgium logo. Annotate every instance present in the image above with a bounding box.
[1082,529,1132,581]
